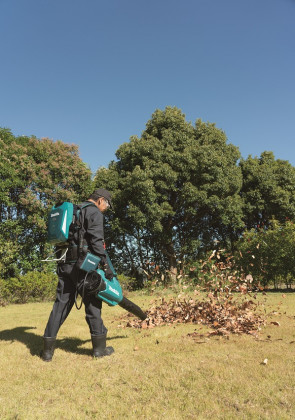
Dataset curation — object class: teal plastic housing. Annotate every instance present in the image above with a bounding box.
[47,202,74,245]
[96,269,123,306]
[80,253,101,272]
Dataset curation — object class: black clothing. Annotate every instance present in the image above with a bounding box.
[66,201,106,263]
[44,202,108,339]
[81,201,106,259]
[44,264,107,337]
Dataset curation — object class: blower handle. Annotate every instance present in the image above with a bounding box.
[119,296,147,321]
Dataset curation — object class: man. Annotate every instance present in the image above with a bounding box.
[41,188,114,362]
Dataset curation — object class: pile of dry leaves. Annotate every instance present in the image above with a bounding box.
[122,294,266,337]
[119,250,269,337]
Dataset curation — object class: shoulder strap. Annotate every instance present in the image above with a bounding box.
[75,202,97,226]
[80,202,97,210]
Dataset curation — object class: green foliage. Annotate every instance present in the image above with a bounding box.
[0,271,57,305]
[0,128,93,278]
[95,107,243,277]
[0,233,20,279]
[2,114,295,289]
[235,220,295,288]
[116,273,139,291]
[240,152,295,229]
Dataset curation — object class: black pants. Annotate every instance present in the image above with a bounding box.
[44,264,107,338]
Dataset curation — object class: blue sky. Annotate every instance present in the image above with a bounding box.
[1,0,294,173]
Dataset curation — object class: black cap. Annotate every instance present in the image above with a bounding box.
[93,188,113,208]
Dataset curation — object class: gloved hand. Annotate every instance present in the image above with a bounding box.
[104,265,114,280]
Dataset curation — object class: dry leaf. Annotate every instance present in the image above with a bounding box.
[118,251,269,337]
[120,294,266,337]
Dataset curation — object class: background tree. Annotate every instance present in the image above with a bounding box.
[0,128,93,278]
[239,151,295,230]
[235,220,295,289]
[94,107,244,279]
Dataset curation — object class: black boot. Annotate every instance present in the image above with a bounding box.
[41,337,56,362]
[91,333,114,358]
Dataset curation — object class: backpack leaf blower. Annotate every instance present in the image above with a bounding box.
[46,202,147,321]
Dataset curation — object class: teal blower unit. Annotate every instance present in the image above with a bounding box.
[81,253,147,321]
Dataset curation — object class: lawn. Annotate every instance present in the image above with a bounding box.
[0,291,294,419]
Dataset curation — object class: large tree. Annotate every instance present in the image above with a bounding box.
[0,128,93,278]
[94,107,243,278]
[239,151,295,230]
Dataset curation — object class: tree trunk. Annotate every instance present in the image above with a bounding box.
[166,243,177,283]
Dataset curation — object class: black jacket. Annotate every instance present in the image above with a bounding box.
[82,201,106,259]
[65,201,106,264]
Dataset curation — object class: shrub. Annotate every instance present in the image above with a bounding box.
[235,220,295,288]
[0,271,58,305]
[117,274,139,292]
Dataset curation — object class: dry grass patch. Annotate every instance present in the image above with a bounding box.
[0,292,294,419]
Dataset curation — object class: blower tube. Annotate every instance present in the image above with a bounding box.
[118,296,147,321]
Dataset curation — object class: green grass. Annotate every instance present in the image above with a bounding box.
[0,292,294,419]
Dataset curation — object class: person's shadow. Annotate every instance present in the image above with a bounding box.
[0,326,127,357]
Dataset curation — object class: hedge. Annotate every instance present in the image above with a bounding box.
[0,271,58,306]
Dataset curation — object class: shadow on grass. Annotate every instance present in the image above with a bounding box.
[0,326,128,357]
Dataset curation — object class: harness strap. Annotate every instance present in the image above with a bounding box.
[66,202,97,263]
